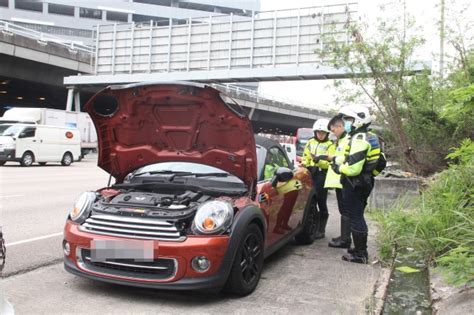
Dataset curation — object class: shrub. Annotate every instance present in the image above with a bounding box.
[372,139,474,286]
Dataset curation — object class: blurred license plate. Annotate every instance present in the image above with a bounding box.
[90,239,155,262]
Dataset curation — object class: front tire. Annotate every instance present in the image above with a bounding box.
[295,198,319,245]
[61,153,73,166]
[225,224,264,296]
[20,152,34,167]
[0,161,5,166]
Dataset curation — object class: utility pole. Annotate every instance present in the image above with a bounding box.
[439,0,445,78]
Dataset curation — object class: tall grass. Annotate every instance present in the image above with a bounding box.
[372,139,474,286]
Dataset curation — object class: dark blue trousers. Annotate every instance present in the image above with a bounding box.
[342,176,373,233]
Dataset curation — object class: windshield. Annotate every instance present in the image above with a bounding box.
[132,162,240,181]
[0,125,23,137]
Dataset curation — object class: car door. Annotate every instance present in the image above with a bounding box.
[257,146,307,246]
[16,126,38,159]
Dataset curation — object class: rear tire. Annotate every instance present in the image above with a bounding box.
[38,162,47,166]
[295,198,319,245]
[224,224,264,296]
[20,152,34,167]
[61,153,73,166]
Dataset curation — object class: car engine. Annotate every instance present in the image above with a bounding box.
[92,190,212,220]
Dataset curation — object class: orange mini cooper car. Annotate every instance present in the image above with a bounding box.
[63,82,319,296]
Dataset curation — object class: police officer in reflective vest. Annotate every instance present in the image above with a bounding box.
[302,119,335,239]
[324,116,352,249]
[331,105,381,264]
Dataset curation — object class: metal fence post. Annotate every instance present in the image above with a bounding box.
[167,18,172,72]
[296,8,301,66]
[207,15,212,71]
[94,24,100,75]
[129,23,135,74]
[272,10,277,67]
[148,20,153,73]
[228,13,233,69]
[111,23,117,75]
[186,17,192,71]
[250,11,255,68]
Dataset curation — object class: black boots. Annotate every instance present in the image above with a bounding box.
[342,231,368,264]
[314,213,329,239]
[328,216,351,248]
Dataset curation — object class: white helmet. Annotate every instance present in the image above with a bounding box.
[338,105,371,129]
[312,118,330,133]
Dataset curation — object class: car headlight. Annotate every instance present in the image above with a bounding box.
[192,201,234,235]
[70,192,96,223]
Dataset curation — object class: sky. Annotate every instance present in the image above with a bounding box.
[258,0,473,109]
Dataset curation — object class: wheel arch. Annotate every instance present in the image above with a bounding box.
[211,205,267,288]
[22,150,35,160]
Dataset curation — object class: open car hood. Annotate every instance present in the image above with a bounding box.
[85,82,257,191]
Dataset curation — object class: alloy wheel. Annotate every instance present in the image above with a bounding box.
[239,233,262,285]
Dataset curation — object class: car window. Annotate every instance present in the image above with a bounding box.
[260,146,291,181]
[269,147,289,168]
[19,127,36,138]
[256,145,267,180]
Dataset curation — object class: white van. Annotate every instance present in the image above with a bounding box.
[0,124,81,166]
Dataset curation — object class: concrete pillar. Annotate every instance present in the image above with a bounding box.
[8,0,14,9]
[74,7,80,19]
[102,11,107,21]
[43,2,48,13]
[74,92,81,112]
[66,88,74,111]
[248,107,256,120]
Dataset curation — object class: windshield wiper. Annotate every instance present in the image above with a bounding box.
[134,170,229,180]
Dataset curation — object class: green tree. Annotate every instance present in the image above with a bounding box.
[317,3,474,175]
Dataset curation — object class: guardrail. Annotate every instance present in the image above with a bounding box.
[211,83,333,114]
[0,21,94,54]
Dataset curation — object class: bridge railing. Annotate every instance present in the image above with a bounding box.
[211,83,333,115]
[92,3,357,76]
[0,21,94,54]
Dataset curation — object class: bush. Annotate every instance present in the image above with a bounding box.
[372,139,474,286]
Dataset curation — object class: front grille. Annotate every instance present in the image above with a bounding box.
[78,248,176,280]
[79,214,185,241]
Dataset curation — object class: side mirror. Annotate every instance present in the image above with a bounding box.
[271,167,293,187]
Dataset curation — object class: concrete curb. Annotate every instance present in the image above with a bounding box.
[430,269,474,314]
[371,267,392,314]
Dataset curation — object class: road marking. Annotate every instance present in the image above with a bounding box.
[0,194,24,199]
[6,232,63,247]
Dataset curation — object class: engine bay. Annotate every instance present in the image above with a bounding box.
[92,190,212,219]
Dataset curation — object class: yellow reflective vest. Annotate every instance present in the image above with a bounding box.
[264,163,278,180]
[302,138,335,169]
[334,131,381,177]
[324,134,349,189]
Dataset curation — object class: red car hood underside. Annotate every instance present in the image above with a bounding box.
[85,83,257,190]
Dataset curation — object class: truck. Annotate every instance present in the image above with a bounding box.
[0,107,97,158]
